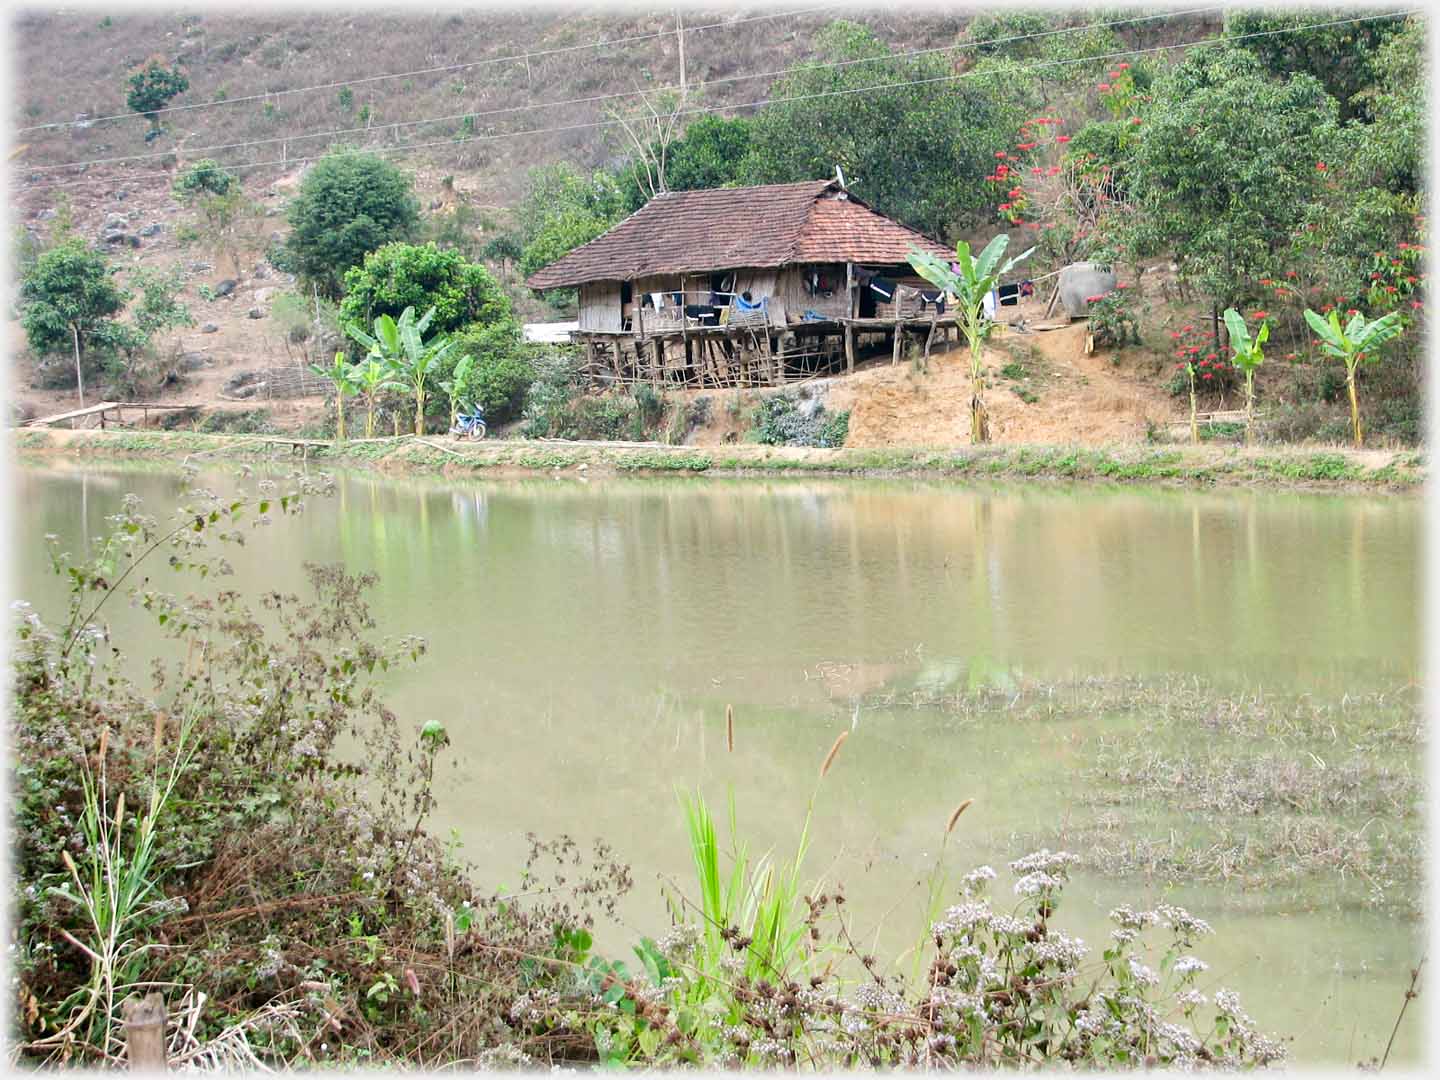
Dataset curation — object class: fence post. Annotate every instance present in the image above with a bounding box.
[122,991,167,1071]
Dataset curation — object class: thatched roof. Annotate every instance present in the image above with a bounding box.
[524,180,953,290]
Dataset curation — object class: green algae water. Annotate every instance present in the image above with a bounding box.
[14,461,1423,1065]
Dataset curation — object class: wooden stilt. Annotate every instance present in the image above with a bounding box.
[892,322,902,365]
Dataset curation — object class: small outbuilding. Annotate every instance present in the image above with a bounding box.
[524,179,960,388]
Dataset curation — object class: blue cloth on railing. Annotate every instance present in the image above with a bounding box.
[918,290,947,315]
[868,276,897,302]
[802,309,828,322]
[733,295,766,312]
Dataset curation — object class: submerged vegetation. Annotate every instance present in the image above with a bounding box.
[11,478,1312,1068]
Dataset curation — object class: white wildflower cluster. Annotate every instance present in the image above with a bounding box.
[656,921,700,963]
[508,989,560,1024]
[149,895,190,918]
[1008,849,1078,878]
[927,986,986,1019]
[1110,927,1139,946]
[1173,955,1209,978]
[961,865,996,896]
[254,936,284,981]
[1176,989,1208,1010]
[474,1045,532,1069]
[1126,955,1160,988]
[1032,931,1088,970]
[933,901,993,938]
[987,912,1031,937]
[1214,989,1249,1022]
[852,981,906,1016]
[1073,1008,1122,1039]
[1108,904,1160,931]
[1156,903,1213,940]
[1154,1020,1203,1058]
[1014,871,1065,898]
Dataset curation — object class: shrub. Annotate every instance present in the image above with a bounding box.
[1087,289,1141,348]
[125,59,188,122]
[445,326,533,423]
[284,151,420,299]
[750,391,849,448]
[338,242,511,338]
[171,158,236,200]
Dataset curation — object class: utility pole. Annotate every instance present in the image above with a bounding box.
[676,8,686,92]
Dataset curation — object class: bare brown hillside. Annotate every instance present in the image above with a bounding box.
[11,8,965,204]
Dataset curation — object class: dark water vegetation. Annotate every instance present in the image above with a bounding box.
[10,464,1422,1067]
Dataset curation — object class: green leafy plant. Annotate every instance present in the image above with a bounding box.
[437,352,475,430]
[310,351,359,440]
[908,234,1034,443]
[348,357,404,438]
[1222,309,1269,446]
[346,306,453,435]
[125,60,188,126]
[1303,307,1404,446]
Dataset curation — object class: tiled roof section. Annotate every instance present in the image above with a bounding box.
[524,180,953,289]
[524,180,833,289]
[792,196,953,264]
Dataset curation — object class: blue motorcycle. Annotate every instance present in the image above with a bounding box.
[450,404,487,440]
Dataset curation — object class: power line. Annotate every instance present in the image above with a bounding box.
[27,10,1419,194]
[16,4,839,134]
[25,6,1226,176]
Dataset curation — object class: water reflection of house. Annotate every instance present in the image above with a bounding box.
[524,179,957,388]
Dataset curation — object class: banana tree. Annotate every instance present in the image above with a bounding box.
[438,352,476,431]
[349,357,403,439]
[1302,308,1404,447]
[908,236,1034,443]
[346,306,453,435]
[1222,309,1268,447]
[309,350,359,441]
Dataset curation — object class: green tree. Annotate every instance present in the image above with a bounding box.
[516,164,636,281]
[126,60,189,125]
[740,21,1023,239]
[172,158,236,199]
[1127,46,1342,319]
[19,239,130,408]
[338,242,513,339]
[1224,9,1406,122]
[1348,16,1424,194]
[660,115,754,192]
[1303,308,1404,447]
[907,235,1033,443]
[284,151,420,299]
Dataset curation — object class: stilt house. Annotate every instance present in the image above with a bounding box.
[524,179,960,388]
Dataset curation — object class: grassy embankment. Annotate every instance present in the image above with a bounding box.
[12,428,1425,491]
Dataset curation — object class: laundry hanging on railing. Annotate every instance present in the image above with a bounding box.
[918,289,947,316]
[868,276,898,302]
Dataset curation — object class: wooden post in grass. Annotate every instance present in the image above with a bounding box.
[122,992,167,1071]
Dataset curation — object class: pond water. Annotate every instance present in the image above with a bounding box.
[13,461,1424,1065]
